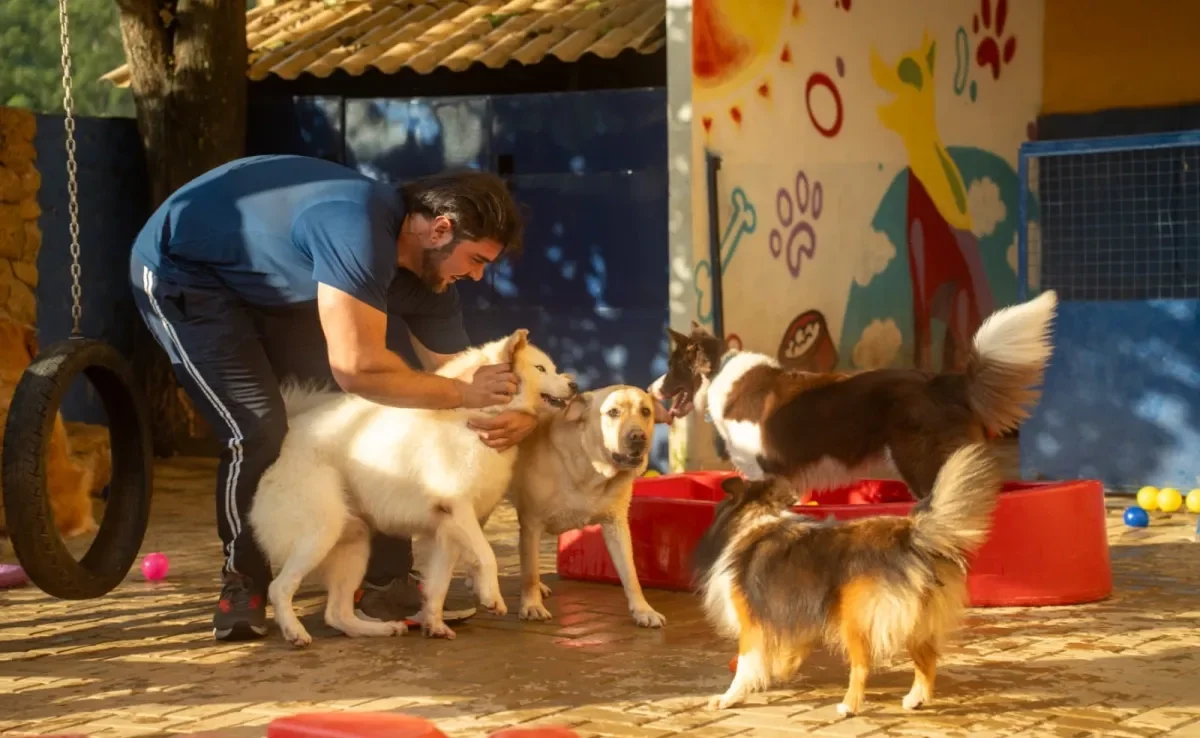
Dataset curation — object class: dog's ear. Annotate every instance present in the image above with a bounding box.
[666,327,690,347]
[752,478,798,509]
[688,344,713,376]
[719,476,747,498]
[503,328,530,359]
[563,391,591,423]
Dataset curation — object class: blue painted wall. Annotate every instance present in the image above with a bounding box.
[248,88,672,467]
[1021,300,1200,490]
[34,113,150,427]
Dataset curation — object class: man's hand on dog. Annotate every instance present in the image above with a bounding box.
[469,411,538,450]
[462,362,519,408]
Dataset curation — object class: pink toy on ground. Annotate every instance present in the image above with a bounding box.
[0,563,28,589]
[0,566,27,588]
[140,552,170,581]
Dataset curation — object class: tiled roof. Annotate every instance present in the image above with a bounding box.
[101,0,666,87]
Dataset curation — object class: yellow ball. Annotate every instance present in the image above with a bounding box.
[1158,487,1184,513]
[1137,486,1160,511]
[1186,489,1200,514]
[643,469,660,478]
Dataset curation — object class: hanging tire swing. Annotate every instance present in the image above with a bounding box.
[1,0,153,600]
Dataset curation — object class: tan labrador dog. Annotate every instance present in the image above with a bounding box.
[507,384,666,628]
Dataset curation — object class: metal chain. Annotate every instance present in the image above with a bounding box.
[57,0,84,337]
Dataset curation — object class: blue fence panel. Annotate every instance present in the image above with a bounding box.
[462,170,670,384]
[343,97,492,182]
[246,96,344,162]
[491,87,667,175]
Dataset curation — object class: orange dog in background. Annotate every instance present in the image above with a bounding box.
[0,311,105,549]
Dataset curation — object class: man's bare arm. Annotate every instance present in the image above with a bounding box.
[317,284,511,409]
[408,329,456,371]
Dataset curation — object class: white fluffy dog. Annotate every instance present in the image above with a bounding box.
[249,329,576,646]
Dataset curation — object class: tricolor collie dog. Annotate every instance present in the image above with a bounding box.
[504,385,666,628]
[694,443,1003,716]
[652,291,1057,500]
[249,329,576,647]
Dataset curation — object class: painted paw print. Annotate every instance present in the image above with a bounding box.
[974,0,1017,81]
[769,170,822,279]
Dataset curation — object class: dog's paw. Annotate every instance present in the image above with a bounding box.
[281,625,313,648]
[423,619,456,640]
[836,701,861,718]
[385,620,409,637]
[706,693,740,711]
[631,606,666,629]
[538,581,552,598]
[482,596,508,617]
[519,601,553,621]
[902,690,927,711]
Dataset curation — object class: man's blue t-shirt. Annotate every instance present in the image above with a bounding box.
[131,154,469,354]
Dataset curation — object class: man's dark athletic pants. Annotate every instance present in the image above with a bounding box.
[130,256,410,590]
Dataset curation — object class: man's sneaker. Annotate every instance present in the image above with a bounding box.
[354,571,476,626]
[213,573,268,641]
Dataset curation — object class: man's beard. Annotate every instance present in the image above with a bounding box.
[418,240,459,293]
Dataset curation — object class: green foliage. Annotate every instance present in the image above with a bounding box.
[0,0,134,118]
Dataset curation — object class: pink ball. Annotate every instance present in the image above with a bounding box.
[141,552,169,581]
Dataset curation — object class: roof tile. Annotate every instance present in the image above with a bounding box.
[101,0,665,87]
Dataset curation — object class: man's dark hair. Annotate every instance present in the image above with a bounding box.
[400,170,524,257]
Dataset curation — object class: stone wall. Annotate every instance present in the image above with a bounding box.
[0,107,40,327]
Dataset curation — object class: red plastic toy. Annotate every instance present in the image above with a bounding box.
[266,713,580,738]
[268,713,447,738]
[488,729,581,737]
[557,471,1113,607]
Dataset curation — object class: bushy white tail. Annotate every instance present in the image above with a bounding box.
[966,290,1058,435]
[913,443,1004,565]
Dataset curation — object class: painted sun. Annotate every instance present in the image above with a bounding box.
[693,0,803,136]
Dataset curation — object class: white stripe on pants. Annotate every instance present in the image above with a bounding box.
[140,266,247,573]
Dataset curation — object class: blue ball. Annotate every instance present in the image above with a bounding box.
[1124,506,1150,528]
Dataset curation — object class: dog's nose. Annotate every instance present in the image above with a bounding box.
[627,429,647,450]
[568,381,579,394]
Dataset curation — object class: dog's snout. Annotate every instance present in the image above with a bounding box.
[568,381,579,394]
[627,428,647,450]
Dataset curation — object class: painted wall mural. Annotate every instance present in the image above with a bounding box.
[679,0,1043,468]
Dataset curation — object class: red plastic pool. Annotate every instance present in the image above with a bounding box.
[556,471,1113,607]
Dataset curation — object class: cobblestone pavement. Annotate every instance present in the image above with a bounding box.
[3,456,1200,738]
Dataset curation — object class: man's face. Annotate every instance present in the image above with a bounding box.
[419,238,503,293]
[413,214,504,293]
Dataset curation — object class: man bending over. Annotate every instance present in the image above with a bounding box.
[129,154,534,640]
